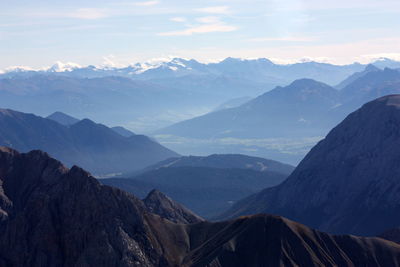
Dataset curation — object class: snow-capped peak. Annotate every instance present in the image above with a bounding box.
[3,66,36,73]
[48,61,82,72]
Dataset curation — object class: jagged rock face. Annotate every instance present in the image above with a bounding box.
[144,190,203,224]
[221,95,400,236]
[2,147,400,267]
[0,147,178,267]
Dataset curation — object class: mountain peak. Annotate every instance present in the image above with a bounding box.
[375,94,400,108]
[221,94,400,235]
[289,78,326,87]
[143,189,204,224]
[365,64,380,72]
[47,111,80,126]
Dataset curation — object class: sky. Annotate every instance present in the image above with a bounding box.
[1,0,400,69]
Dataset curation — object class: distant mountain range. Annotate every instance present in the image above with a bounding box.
[219,95,400,236]
[3,59,400,166]
[0,109,178,175]
[2,57,400,134]
[3,57,400,86]
[2,147,400,266]
[0,75,224,132]
[155,66,400,164]
[102,154,292,218]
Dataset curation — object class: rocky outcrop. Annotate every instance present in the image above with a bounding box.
[0,147,179,266]
[2,147,400,266]
[144,189,203,224]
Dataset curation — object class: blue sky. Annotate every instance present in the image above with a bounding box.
[1,0,400,69]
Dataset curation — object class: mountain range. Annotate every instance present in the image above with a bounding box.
[2,58,400,134]
[47,111,136,137]
[0,108,177,175]
[102,154,292,218]
[219,95,400,236]
[139,154,294,175]
[155,66,400,164]
[4,57,400,86]
[1,146,400,266]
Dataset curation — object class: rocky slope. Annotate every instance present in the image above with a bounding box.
[144,189,203,224]
[220,95,400,236]
[1,147,400,266]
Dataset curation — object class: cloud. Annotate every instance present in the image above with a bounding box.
[134,1,160,6]
[196,16,220,24]
[170,17,187,23]
[158,23,237,36]
[248,36,316,42]
[359,53,400,62]
[195,6,230,14]
[69,8,110,20]
[101,55,125,68]
[159,14,236,37]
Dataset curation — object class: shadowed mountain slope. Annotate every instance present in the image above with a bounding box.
[1,147,400,266]
[103,166,287,218]
[220,95,400,236]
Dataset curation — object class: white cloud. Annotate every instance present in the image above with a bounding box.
[248,36,316,42]
[196,16,220,24]
[358,53,400,62]
[195,6,230,14]
[69,8,109,20]
[158,23,237,36]
[101,55,125,68]
[170,17,186,23]
[134,1,160,6]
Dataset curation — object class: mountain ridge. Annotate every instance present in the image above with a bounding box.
[219,94,400,236]
[1,146,400,266]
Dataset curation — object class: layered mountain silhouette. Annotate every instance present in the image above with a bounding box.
[155,67,400,164]
[1,147,400,266]
[0,75,227,132]
[111,126,135,137]
[157,78,340,139]
[140,154,294,175]
[335,64,380,89]
[47,111,80,126]
[220,95,400,236]
[2,58,399,133]
[5,57,398,86]
[0,109,178,175]
[103,165,287,218]
[48,111,135,137]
